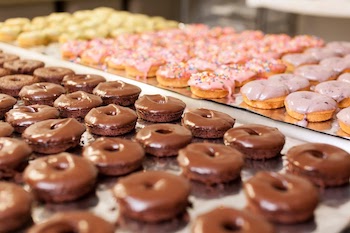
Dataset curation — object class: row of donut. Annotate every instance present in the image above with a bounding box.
[0,7,179,47]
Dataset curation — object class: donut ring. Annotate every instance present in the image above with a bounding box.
[82,137,144,176]
[286,143,350,187]
[62,74,106,93]
[0,137,32,169]
[113,170,190,222]
[27,211,115,233]
[33,66,74,84]
[177,142,244,184]
[85,104,137,136]
[0,74,39,97]
[244,171,319,224]
[23,152,97,203]
[223,124,285,160]
[192,207,275,233]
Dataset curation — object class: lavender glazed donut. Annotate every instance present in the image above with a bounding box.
[305,47,340,61]
[286,143,350,187]
[337,73,350,83]
[268,73,310,92]
[62,74,106,93]
[19,82,66,106]
[294,65,338,85]
[23,152,97,203]
[325,41,350,56]
[22,118,85,154]
[244,171,319,224]
[33,66,74,84]
[315,80,350,108]
[5,105,60,133]
[281,53,318,72]
[284,91,337,122]
[82,137,144,176]
[319,57,350,73]
[337,107,350,135]
[0,93,16,118]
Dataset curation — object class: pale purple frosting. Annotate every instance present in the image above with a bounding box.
[268,73,310,92]
[282,53,318,67]
[319,57,350,73]
[337,107,350,125]
[326,41,350,56]
[305,47,340,61]
[315,80,350,102]
[338,73,350,83]
[294,65,338,82]
[240,79,289,101]
[285,91,337,114]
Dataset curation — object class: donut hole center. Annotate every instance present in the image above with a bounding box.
[104,144,120,152]
[200,113,212,118]
[222,222,240,232]
[272,182,288,192]
[71,95,82,101]
[0,143,3,150]
[155,129,172,134]
[52,162,69,171]
[10,77,21,82]
[50,123,62,130]
[309,150,326,159]
[105,110,117,116]
[143,182,155,189]
[245,129,260,136]
[26,106,39,113]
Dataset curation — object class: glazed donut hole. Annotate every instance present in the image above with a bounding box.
[155,128,173,134]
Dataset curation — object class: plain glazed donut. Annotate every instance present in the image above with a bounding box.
[192,207,275,233]
[27,211,115,233]
[223,124,285,160]
[0,182,32,233]
[286,143,350,187]
[181,108,235,139]
[243,171,319,224]
[177,142,244,184]
[23,152,97,203]
[85,104,137,136]
[135,123,192,157]
[113,170,190,222]
[82,137,144,176]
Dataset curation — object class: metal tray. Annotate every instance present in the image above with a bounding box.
[1,43,348,233]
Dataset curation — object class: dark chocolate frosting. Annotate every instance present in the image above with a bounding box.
[93,80,141,98]
[0,93,16,109]
[19,82,66,100]
[34,66,74,82]
[54,91,103,111]
[3,59,45,74]
[135,94,186,113]
[0,53,19,66]
[0,137,32,169]
[62,74,106,88]
[0,121,13,136]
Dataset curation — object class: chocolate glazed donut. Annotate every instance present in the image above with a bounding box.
[177,142,244,184]
[0,182,32,233]
[182,108,235,139]
[113,170,190,222]
[27,211,115,233]
[244,171,319,224]
[23,152,97,203]
[286,143,350,187]
[33,66,74,84]
[192,207,275,233]
[0,137,32,169]
[135,94,186,122]
[62,74,106,93]
[224,124,285,160]
[0,93,16,118]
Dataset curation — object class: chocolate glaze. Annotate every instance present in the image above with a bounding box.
[82,137,144,176]
[85,104,137,129]
[93,80,141,99]
[22,118,85,144]
[19,82,66,105]
[0,53,19,67]
[23,152,97,203]
[33,66,74,83]
[0,75,39,97]
[0,121,13,136]
[177,142,244,184]
[244,171,319,223]
[113,170,190,222]
[6,105,59,133]
[27,211,115,233]
[54,91,103,111]
[3,59,45,74]
[135,123,192,156]
[286,143,350,186]
[0,182,32,233]
[224,124,285,150]
[0,93,16,113]
[193,207,275,233]
[182,108,235,138]
[0,68,10,77]
[135,94,186,113]
[62,74,106,92]
[0,137,32,169]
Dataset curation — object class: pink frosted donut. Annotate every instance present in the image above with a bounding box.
[61,40,89,59]
[294,65,338,84]
[337,107,350,134]
[156,62,196,87]
[314,80,350,108]
[240,79,290,109]
[326,41,350,56]
[80,46,109,65]
[216,65,256,87]
[337,73,350,83]
[320,57,350,73]
[216,50,249,65]
[305,47,340,61]
[268,74,310,92]
[187,58,217,72]
[284,91,337,122]
[291,35,324,49]
[244,58,286,78]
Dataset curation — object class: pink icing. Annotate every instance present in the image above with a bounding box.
[240,79,289,101]
[326,41,350,56]
[305,47,340,61]
[268,73,310,92]
[337,107,350,125]
[156,62,196,79]
[291,35,325,48]
[216,65,256,84]
[61,40,89,58]
[282,53,318,67]
[319,57,350,73]
[285,91,337,114]
[294,65,338,82]
[81,46,109,64]
[188,72,235,96]
[244,58,286,75]
[314,80,350,102]
[337,73,350,83]
[187,58,217,71]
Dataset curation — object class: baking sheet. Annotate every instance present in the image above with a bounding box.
[0,43,348,233]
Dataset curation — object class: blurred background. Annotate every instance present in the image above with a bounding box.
[0,0,349,41]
